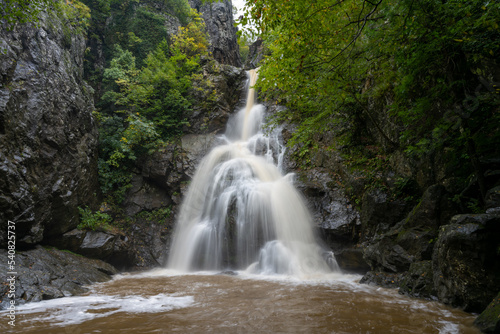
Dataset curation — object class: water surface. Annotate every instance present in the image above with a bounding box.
[3,270,478,333]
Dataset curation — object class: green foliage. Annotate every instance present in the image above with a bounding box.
[1,0,51,29]
[96,9,210,204]
[244,0,500,181]
[85,0,191,67]
[56,0,91,34]
[1,0,90,34]
[135,207,172,224]
[236,32,252,64]
[97,112,162,203]
[77,206,112,231]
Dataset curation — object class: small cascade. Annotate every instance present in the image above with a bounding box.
[167,69,339,276]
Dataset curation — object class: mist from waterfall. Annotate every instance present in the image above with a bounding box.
[167,69,340,276]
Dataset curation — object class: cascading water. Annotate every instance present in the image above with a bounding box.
[167,69,339,276]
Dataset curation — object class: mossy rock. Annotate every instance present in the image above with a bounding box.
[474,292,500,333]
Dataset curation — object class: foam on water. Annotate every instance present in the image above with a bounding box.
[167,69,340,277]
[7,293,194,326]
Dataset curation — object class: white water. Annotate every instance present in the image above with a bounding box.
[167,69,338,276]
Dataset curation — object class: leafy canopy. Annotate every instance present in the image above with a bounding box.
[97,8,211,203]
[242,0,500,175]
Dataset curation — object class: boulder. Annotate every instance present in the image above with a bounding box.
[363,234,415,273]
[403,184,456,230]
[399,261,437,299]
[359,271,404,289]
[334,247,370,274]
[432,214,500,312]
[361,184,456,280]
[361,188,409,238]
[485,186,500,211]
[0,246,117,309]
[474,292,500,334]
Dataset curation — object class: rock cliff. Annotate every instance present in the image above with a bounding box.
[189,0,241,67]
[0,8,99,248]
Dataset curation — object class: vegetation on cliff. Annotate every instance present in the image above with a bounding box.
[79,0,213,204]
[242,0,500,208]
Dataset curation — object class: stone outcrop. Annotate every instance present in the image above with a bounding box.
[189,0,241,67]
[433,214,500,313]
[188,61,247,135]
[0,8,99,248]
[244,37,265,69]
[0,246,117,310]
[474,292,500,334]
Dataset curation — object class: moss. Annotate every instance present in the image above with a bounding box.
[62,24,73,48]
[474,292,500,333]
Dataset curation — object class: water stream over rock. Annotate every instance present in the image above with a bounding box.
[0,71,480,333]
[168,70,338,276]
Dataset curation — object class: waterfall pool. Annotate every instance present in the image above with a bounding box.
[2,269,478,333]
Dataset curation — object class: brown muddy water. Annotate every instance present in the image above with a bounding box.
[1,270,478,333]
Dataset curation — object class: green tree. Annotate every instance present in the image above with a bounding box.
[97,9,211,202]
[1,0,51,29]
[243,0,499,188]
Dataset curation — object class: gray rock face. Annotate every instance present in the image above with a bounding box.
[432,214,500,312]
[244,37,264,69]
[190,0,241,66]
[361,188,409,238]
[0,11,99,247]
[399,261,436,299]
[188,62,247,135]
[0,246,117,309]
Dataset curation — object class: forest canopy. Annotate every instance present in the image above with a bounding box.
[241,0,499,186]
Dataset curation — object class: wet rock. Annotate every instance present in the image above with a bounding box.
[217,270,238,276]
[0,8,99,247]
[363,234,415,273]
[189,0,241,66]
[359,271,404,289]
[47,224,169,271]
[485,186,500,210]
[399,261,436,299]
[361,184,455,279]
[188,62,247,135]
[123,175,171,216]
[403,184,456,230]
[474,292,500,333]
[181,133,222,177]
[0,246,117,309]
[244,37,265,69]
[361,188,409,238]
[293,168,364,273]
[432,214,500,312]
[334,247,370,274]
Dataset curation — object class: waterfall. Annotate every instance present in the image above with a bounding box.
[167,69,339,276]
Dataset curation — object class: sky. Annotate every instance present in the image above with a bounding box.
[232,0,246,18]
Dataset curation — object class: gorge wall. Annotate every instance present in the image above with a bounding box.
[0,7,99,249]
[189,0,241,67]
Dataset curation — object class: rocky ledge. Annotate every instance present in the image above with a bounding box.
[0,246,118,310]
